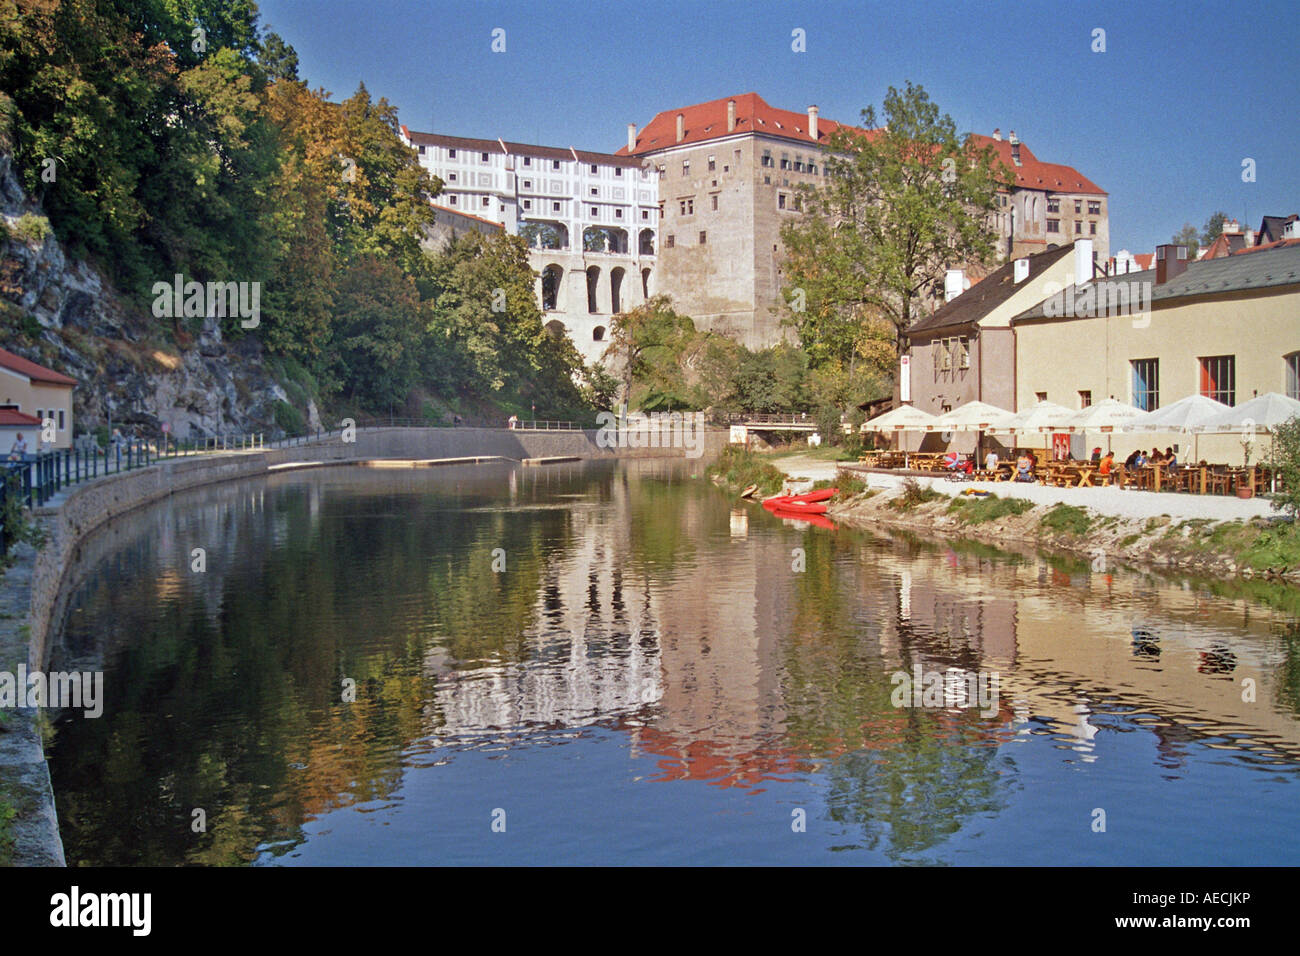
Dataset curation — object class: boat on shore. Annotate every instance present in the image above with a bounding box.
[762,488,837,512]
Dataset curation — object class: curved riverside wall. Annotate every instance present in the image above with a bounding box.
[0,425,726,865]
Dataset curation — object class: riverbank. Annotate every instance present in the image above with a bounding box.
[753,452,1300,582]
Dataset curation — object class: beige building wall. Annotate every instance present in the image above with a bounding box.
[0,369,74,449]
[1014,284,1300,463]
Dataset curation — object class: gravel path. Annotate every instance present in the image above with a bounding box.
[839,466,1279,522]
[770,454,845,493]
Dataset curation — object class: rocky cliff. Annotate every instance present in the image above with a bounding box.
[0,153,310,440]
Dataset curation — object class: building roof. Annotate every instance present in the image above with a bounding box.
[1133,253,1154,270]
[0,347,77,386]
[1236,236,1300,255]
[618,92,856,155]
[1257,214,1298,244]
[967,135,1106,196]
[431,205,505,230]
[401,126,644,168]
[0,409,41,426]
[904,244,1076,339]
[1013,241,1300,323]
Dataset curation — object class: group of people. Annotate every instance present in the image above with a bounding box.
[1121,446,1179,470]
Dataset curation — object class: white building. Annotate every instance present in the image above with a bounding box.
[401,126,660,364]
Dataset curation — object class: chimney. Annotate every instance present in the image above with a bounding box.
[1009,129,1021,166]
[1285,219,1300,240]
[993,128,1001,141]
[944,269,966,302]
[1013,258,1029,283]
[676,113,685,143]
[1223,218,1241,235]
[808,105,819,140]
[1155,243,1190,284]
[1073,239,1094,285]
[727,99,736,133]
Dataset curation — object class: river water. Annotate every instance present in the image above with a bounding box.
[46,460,1300,865]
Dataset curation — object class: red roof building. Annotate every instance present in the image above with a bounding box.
[0,346,76,450]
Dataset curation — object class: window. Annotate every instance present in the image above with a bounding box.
[761,151,774,167]
[552,160,561,170]
[666,234,675,248]
[1002,195,1009,208]
[523,156,531,167]
[1074,220,1082,234]
[1074,199,1082,214]
[1287,352,1300,400]
[1088,201,1101,215]
[682,160,690,176]
[794,195,803,212]
[1078,390,1092,408]
[615,168,623,177]
[678,198,694,215]
[448,172,457,182]
[778,193,787,209]
[448,148,457,159]
[590,206,598,217]
[614,209,622,219]
[734,149,741,163]
[1199,355,1235,406]
[418,145,426,155]
[590,164,598,174]
[481,197,489,207]
[780,155,790,170]
[711,194,718,211]
[58,409,65,430]
[763,175,771,185]
[1132,358,1159,411]
[1090,222,1097,235]
[552,201,561,212]
[481,152,490,163]
[936,340,951,371]
[1047,198,1059,214]
[1047,219,1059,233]
[707,155,715,171]
[523,199,532,210]
[808,164,817,175]
[591,187,599,195]
[521,179,530,189]
[36,408,43,422]
[1035,392,1047,403]
[448,195,457,205]
[641,209,649,220]
[699,231,707,245]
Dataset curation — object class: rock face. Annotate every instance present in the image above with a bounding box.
[0,153,296,439]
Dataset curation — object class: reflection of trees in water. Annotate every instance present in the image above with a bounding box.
[50,472,580,865]
[1275,622,1300,718]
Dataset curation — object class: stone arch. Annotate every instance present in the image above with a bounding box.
[639,228,655,256]
[610,267,625,314]
[593,325,606,342]
[544,319,566,340]
[541,264,563,311]
[641,267,651,299]
[586,266,601,313]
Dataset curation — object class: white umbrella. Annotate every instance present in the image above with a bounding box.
[932,400,1016,432]
[1125,393,1230,462]
[862,404,939,432]
[1198,392,1300,433]
[1126,394,1230,432]
[994,400,1077,434]
[1067,398,1147,454]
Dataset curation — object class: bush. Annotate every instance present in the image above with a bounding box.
[1268,414,1300,518]
[1040,503,1092,536]
[706,445,787,495]
[272,400,306,435]
[889,476,946,510]
[8,213,51,245]
[948,493,1035,524]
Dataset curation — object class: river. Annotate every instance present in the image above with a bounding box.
[45,459,1300,865]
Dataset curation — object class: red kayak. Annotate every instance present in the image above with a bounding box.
[770,499,828,514]
[762,488,836,510]
[771,508,837,530]
[787,488,836,504]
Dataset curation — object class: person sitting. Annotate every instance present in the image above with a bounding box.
[1098,451,1115,483]
[1164,447,1178,469]
[1091,447,1102,463]
[1134,449,1147,468]
[1149,447,1163,463]
[7,432,26,461]
[1015,453,1034,482]
[1124,449,1141,469]
[984,451,999,473]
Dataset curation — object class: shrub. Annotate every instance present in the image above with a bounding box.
[889,476,946,511]
[948,493,1035,524]
[1040,503,1092,536]
[272,400,306,435]
[1268,414,1300,518]
[706,445,787,495]
[9,213,51,245]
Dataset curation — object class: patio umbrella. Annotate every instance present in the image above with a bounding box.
[1067,398,1147,453]
[861,404,939,433]
[932,400,1016,432]
[1197,392,1300,472]
[993,400,1077,435]
[1124,393,1230,462]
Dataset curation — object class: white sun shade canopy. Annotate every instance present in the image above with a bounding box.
[1198,392,1300,433]
[1125,394,1230,433]
[931,400,1017,432]
[988,400,1077,434]
[862,404,940,432]
[1066,398,1147,432]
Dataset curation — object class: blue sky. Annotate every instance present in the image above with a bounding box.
[257,0,1299,256]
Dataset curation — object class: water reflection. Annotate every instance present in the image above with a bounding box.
[46,460,1300,865]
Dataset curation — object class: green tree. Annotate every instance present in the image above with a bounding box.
[1269,415,1300,518]
[1172,222,1200,260]
[1202,211,1229,245]
[781,81,1004,364]
[603,295,700,410]
[330,256,425,409]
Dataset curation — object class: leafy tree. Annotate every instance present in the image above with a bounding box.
[726,344,808,413]
[1202,211,1229,245]
[1172,222,1200,260]
[1269,415,1300,518]
[602,295,700,411]
[781,81,1004,364]
[330,256,425,409]
[258,30,299,81]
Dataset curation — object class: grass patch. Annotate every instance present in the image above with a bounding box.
[947,493,1035,524]
[1237,523,1300,571]
[1119,533,1142,548]
[1040,503,1092,536]
[888,477,947,511]
[810,473,870,498]
[706,445,787,496]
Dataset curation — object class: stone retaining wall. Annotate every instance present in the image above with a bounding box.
[0,425,727,866]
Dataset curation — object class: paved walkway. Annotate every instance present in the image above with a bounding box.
[839,465,1280,522]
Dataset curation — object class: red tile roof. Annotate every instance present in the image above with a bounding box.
[0,409,41,426]
[431,204,505,231]
[1234,236,1300,255]
[968,135,1106,195]
[619,92,860,155]
[0,347,76,386]
[1134,253,1154,270]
